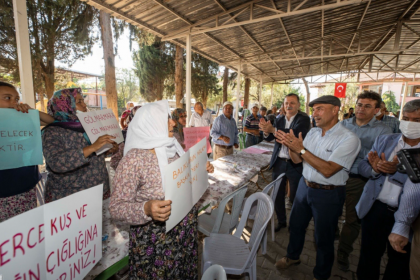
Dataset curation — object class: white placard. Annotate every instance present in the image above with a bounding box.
[77,109,124,155]
[0,185,103,280]
[164,138,209,233]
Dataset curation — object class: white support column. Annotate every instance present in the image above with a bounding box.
[13,0,35,107]
[259,76,263,106]
[270,82,274,108]
[186,34,192,126]
[400,81,409,120]
[235,60,241,122]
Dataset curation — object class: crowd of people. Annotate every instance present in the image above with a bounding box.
[1,79,420,280]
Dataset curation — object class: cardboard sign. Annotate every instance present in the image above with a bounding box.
[183,126,212,153]
[164,138,209,232]
[77,109,123,155]
[0,109,43,170]
[0,185,103,280]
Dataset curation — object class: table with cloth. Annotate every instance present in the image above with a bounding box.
[87,142,274,279]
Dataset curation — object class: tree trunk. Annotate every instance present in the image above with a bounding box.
[43,71,55,99]
[202,88,208,109]
[302,78,310,114]
[175,45,184,108]
[99,11,119,120]
[222,67,229,103]
[244,78,250,108]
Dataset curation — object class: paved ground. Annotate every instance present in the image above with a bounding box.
[196,169,388,280]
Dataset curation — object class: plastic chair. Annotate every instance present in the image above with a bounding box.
[201,192,274,280]
[198,183,249,236]
[243,173,285,255]
[201,264,227,280]
[238,133,246,150]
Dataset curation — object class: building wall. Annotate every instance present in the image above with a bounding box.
[84,89,107,108]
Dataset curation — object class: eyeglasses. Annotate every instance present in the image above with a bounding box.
[356,103,374,109]
[179,115,187,118]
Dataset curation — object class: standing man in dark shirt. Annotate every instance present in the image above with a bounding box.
[260,93,310,231]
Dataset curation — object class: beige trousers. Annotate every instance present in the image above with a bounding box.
[213,145,233,160]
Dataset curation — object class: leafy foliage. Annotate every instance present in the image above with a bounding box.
[381,90,400,113]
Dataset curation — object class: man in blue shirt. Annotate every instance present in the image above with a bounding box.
[210,101,239,160]
[244,103,262,148]
[337,90,392,271]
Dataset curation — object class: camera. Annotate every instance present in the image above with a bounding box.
[397,148,420,183]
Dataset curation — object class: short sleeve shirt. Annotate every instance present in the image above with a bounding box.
[189,110,213,127]
[302,122,361,185]
[245,114,262,131]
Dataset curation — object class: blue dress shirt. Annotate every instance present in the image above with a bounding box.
[210,113,239,146]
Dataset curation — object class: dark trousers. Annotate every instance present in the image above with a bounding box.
[245,134,259,148]
[272,157,303,225]
[338,176,367,257]
[357,200,411,280]
[287,178,346,280]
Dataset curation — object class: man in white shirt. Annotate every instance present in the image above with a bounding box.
[189,102,213,128]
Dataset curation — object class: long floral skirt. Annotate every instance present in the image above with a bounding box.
[129,206,198,280]
[0,187,37,223]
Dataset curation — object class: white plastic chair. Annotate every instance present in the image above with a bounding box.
[198,183,249,236]
[201,192,274,280]
[242,173,285,254]
[201,264,227,280]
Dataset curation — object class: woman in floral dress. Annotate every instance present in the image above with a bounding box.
[110,100,213,280]
[42,88,118,202]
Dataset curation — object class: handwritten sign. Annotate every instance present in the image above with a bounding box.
[183,126,212,153]
[0,185,103,280]
[0,109,43,170]
[164,138,209,232]
[77,109,123,155]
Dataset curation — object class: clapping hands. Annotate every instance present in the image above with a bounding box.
[368,151,399,174]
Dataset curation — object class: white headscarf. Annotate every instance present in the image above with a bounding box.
[124,100,185,190]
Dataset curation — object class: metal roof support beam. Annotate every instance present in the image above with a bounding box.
[394,21,402,50]
[235,60,241,122]
[186,34,192,126]
[162,0,363,40]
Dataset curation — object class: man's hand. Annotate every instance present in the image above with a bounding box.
[234,143,239,149]
[219,135,230,144]
[377,154,399,174]
[275,129,304,153]
[368,151,381,173]
[253,130,260,137]
[206,161,214,173]
[259,118,275,134]
[389,233,408,253]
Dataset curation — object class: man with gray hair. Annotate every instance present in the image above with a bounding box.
[189,102,213,128]
[356,99,420,280]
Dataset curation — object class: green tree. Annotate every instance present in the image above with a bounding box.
[0,0,98,98]
[116,68,140,106]
[381,90,400,113]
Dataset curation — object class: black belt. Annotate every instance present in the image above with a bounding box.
[377,200,398,212]
[349,173,361,178]
[304,178,344,190]
[278,157,290,162]
[215,144,233,149]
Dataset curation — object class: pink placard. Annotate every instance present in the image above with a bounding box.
[242,146,270,154]
[183,126,212,153]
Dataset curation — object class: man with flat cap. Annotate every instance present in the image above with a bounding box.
[211,101,239,160]
[274,95,361,280]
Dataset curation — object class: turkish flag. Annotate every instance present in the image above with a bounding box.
[334,83,347,98]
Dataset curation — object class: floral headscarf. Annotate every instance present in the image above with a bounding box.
[43,88,90,143]
[122,105,141,140]
[171,108,186,141]
[47,88,81,122]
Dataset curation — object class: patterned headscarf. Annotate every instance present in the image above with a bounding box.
[171,108,186,141]
[47,88,80,122]
[43,88,90,143]
[122,105,142,140]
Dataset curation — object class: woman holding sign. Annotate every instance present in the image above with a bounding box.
[0,82,54,222]
[42,88,118,203]
[110,100,213,280]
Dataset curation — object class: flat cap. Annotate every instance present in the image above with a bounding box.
[223,101,233,108]
[309,95,341,107]
[250,103,259,109]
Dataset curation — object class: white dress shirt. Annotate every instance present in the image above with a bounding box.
[377,136,420,207]
[189,110,213,127]
[278,114,297,159]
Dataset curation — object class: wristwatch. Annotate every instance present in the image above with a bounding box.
[299,148,306,156]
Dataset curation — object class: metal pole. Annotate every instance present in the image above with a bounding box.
[13,0,35,107]
[270,82,274,108]
[235,59,241,122]
[259,76,263,107]
[400,81,409,120]
[186,34,192,126]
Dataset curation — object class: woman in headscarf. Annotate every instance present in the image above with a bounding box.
[111,105,141,170]
[42,88,118,202]
[171,108,187,149]
[110,100,213,280]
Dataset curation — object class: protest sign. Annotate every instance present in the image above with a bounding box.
[0,109,43,170]
[0,185,103,280]
[183,126,212,153]
[77,109,123,155]
[164,138,209,232]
